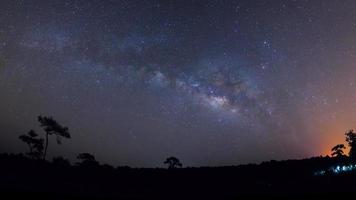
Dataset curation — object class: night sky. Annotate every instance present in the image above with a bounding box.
[1,0,356,167]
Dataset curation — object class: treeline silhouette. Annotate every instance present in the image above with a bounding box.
[2,115,356,199]
[17,115,183,169]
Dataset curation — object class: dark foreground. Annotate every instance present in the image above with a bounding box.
[1,153,356,199]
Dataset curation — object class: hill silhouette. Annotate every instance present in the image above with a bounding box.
[1,152,356,199]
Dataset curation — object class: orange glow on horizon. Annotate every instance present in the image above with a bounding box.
[316,121,351,157]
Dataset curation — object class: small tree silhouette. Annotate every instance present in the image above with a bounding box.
[77,153,99,167]
[331,144,346,157]
[345,130,356,161]
[38,115,71,160]
[164,157,182,169]
[19,130,44,159]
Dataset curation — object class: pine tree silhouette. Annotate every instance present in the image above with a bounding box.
[38,115,71,160]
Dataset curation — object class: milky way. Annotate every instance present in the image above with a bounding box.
[1,0,356,167]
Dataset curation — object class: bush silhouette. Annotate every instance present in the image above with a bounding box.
[77,153,99,167]
[38,116,71,160]
[164,156,182,169]
[52,156,71,166]
[19,130,44,159]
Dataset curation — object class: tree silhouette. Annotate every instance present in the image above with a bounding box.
[345,130,356,161]
[164,157,182,169]
[38,115,71,160]
[19,130,44,159]
[77,153,99,167]
[331,144,346,157]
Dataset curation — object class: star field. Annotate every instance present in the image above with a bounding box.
[1,0,356,167]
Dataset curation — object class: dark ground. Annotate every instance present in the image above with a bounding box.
[0,153,355,199]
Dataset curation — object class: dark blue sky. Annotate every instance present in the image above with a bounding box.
[1,0,356,167]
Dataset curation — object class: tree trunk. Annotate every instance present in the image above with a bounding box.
[43,133,49,160]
